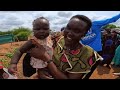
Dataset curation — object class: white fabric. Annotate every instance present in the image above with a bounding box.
[3,68,18,79]
[30,57,48,68]
[30,36,53,69]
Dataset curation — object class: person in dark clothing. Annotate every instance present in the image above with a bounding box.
[100,35,114,68]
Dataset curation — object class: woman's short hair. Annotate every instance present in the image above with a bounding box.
[71,15,92,34]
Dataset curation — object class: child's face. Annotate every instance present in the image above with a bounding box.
[33,19,50,40]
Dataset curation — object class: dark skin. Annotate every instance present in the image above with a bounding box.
[30,18,89,79]
[33,19,50,40]
[0,69,4,79]
[8,18,50,75]
[64,18,87,50]
[0,68,9,79]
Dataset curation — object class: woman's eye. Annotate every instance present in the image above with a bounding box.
[33,28,40,30]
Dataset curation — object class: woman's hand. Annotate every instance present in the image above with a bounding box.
[8,64,17,75]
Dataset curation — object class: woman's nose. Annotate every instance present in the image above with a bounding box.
[67,30,72,36]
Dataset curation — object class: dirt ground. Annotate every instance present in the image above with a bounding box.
[0,41,120,79]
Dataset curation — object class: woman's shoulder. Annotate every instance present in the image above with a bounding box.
[57,36,64,44]
[81,45,94,53]
[78,45,95,61]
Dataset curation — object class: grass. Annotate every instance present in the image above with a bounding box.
[0,47,18,68]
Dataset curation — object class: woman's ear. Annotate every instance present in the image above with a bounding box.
[81,34,86,40]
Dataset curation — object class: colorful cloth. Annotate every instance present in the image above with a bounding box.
[53,36,102,78]
[0,62,3,69]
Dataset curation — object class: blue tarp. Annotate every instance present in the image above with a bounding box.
[81,13,120,52]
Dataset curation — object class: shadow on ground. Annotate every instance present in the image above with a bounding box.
[97,65,111,75]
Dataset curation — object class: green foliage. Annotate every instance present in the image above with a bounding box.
[1,48,19,68]
[5,53,14,59]
[5,47,18,59]
[0,27,32,41]
[102,24,117,29]
[0,31,13,35]
[15,31,30,41]
[12,27,32,41]
[117,26,120,28]
[0,58,9,68]
[13,48,18,53]
[12,27,32,35]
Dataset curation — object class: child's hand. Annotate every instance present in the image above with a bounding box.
[31,39,38,45]
[8,64,17,75]
[30,36,40,46]
[2,72,9,79]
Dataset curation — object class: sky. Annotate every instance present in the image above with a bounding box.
[0,11,120,32]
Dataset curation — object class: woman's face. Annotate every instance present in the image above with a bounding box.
[64,18,87,46]
[33,19,50,40]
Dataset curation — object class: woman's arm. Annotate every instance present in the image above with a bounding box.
[93,13,120,26]
[47,61,84,79]
[30,48,85,79]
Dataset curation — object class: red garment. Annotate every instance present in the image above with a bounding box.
[0,62,3,69]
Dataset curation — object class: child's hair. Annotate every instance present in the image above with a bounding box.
[32,17,49,25]
[70,15,92,34]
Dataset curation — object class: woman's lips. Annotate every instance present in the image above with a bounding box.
[67,36,72,40]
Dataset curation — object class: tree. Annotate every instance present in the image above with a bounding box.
[0,27,32,41]
[12,27,32,41]
[117,26,120,28]
[12,27,32,35]
[102,24,117,29]
[15,32,30,41]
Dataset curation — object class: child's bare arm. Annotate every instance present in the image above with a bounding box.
[8,40,33,74]
[10,40,33,64]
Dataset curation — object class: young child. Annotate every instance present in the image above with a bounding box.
[30,33,53,68]
[8,17,53,79]
[30,34,53,79]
